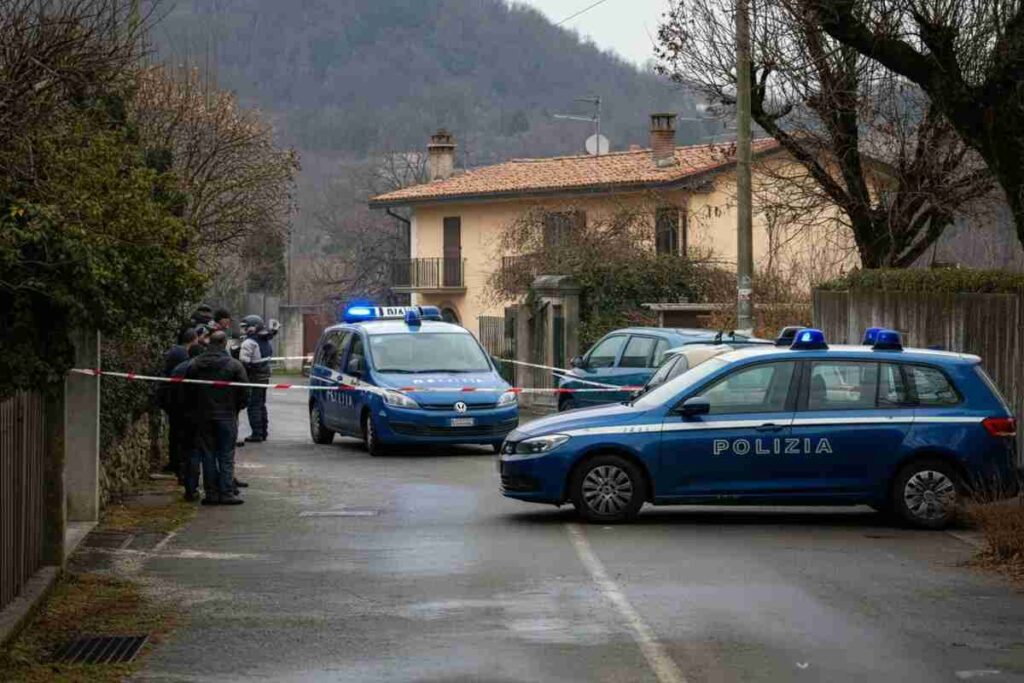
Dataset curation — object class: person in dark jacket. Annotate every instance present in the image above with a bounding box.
[175,331,249,505]
[161,328,198,483]
[239,315,271,442]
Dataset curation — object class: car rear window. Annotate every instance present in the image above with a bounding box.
[906,365,960,406]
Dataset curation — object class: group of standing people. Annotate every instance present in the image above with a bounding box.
[159,304,278,505]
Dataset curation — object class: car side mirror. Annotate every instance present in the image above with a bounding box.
[348,357,363,377]
[679,396,710,417]
[301,364,310,378]
[570,355,587,369]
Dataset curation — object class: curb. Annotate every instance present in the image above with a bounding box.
[0,566,60,648]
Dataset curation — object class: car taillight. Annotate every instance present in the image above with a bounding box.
[983,417,1017,438]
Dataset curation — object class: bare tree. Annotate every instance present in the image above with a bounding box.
[656,0,995,267]
[0,0,148,186]
[803,0,1024,249]
[131,63,299,256]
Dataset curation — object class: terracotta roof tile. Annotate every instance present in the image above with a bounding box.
[369,139,780,206]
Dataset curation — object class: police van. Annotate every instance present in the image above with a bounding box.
[499,328,1020,528]
[308,305,518,454]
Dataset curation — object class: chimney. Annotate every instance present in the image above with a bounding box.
[650,113,677,168]
[428,129,456,181]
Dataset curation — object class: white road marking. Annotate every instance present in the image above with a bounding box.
[955,671,1002,680]
[152,531,177,553]
[566,523,687,683]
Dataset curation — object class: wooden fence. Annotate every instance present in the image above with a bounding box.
[813,289,1024,463]
[0,391,48,612]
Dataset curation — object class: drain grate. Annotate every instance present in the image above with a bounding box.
[51,635,149,665]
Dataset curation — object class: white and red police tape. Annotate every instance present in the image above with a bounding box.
[69,368,642,394]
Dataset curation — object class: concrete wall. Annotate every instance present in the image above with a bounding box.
[64,329,100,523]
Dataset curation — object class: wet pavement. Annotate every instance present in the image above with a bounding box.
[136,390,1024,682]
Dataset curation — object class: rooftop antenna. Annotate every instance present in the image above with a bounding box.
[554,96,604,155]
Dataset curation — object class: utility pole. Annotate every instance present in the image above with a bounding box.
[735,0,754,335]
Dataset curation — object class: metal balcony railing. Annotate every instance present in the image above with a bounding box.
[391,257,465,290]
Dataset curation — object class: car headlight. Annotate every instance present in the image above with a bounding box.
[502,434,570,461]
[382,389,419,409]
[497,390,518,407]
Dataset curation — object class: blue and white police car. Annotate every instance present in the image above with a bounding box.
[500,328,1019,528]
[308,305,518,454]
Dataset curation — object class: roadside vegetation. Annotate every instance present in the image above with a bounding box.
[0,478,194,682]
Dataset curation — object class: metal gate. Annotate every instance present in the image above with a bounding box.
[478,316,516,384]
[1,391,47,612]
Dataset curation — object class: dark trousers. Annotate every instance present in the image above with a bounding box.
[247,387,268,439]
[195,419,237,498]
[167,411,189,479]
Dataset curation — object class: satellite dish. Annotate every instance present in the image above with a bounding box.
[585,134,610,156]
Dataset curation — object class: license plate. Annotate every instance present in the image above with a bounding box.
[449,417,475,428]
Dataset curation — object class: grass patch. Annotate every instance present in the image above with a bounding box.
[0,574,178,682]
[967,498,1024,582]
[0,476,196,681]
[101,477,197,534]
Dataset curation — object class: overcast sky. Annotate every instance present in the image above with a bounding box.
[516,0,670,67]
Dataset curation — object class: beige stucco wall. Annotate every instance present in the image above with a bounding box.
[408,157,859,336]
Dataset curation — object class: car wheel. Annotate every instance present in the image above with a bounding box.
[363,413,386,457]
[559,396,577,412]
[571,455,645,523]
[309,403,334,445]
[892,459,960,529]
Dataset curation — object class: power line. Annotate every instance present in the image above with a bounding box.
[556,0,615,26]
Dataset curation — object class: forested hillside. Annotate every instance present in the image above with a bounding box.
[155,0,695,162]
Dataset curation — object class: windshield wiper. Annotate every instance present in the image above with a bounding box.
[377,368,415,373]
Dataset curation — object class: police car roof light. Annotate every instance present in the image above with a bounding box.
[417,305,443,321]
[872,329,903,351]
[775,325,806,347]
[862,327,883,345]
[404,308,422,326]
[343,306,376,323]
[790,328,828,350]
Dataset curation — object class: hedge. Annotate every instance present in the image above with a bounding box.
[819,268,1024,294]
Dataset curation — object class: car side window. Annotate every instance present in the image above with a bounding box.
[878,363,910,407]
[668,354,690,381]
[318,331,348,371]
[346,334,365,374]
[648,355,681,387]
[587,335,626,369]
[621,336,658,368]
[906,365,959,406]
[653,339,669,366]
[702,361,795,414]
[807,361,879,411]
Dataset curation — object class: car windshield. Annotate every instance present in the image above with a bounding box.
[632,356,731,409]
[369,332,492,373]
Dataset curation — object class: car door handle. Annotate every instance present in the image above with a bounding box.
[756,423,784,432]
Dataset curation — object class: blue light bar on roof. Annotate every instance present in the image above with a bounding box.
[790,328,828,350]
[342,305,445,324]
[862,327,882,345]
[872,329,903,351]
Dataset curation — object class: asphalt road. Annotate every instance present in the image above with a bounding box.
[137,389,1024,683]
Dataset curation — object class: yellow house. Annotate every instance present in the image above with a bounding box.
[369,115,856,338]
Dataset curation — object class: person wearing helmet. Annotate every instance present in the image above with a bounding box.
[239,314,270,442]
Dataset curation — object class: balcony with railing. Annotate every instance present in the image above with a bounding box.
[390,257,466,293]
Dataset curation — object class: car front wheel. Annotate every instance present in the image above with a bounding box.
[310,403,334,445]
[571,454,646,523]
[892,459,960,529]
[363,413,387,457]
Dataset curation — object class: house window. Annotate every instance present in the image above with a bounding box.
[543,211,585,249]
[655,207,680,255]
